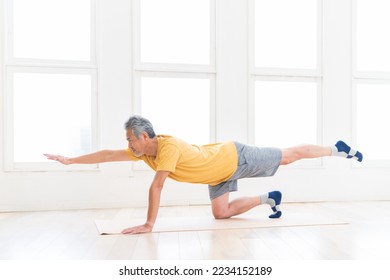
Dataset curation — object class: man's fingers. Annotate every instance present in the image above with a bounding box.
[122,227,141,234]
[43,154,70,165]
[121,228,133,234]
[44,154,60,160]
[122,228,138,235]
[43,153,56,159]
[122,224,152,235]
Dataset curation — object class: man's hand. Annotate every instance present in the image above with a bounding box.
[121,223,153,234]
[43,154,72,165]
[121,171,169,235]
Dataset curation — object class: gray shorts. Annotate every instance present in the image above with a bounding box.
[208,142,282,200]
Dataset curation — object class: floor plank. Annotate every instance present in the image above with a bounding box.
[0,201,390,260]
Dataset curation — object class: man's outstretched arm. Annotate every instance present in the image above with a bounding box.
[44,150,131,165]
[121,170,170,234]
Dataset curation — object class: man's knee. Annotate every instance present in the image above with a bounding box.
[212,207,231,219]
[212,205,230,220]
[211,192,230,219]
[281,147,301,165]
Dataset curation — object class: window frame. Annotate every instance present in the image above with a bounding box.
[352,0,390,167]
[3,0,98,171]
[132,71,216,171]
[248,0,324,168]
[5,0,97,67]
[248,0,323,76]
[131,0,216,171]
[132,71,216,141]
[131,0,216,139]
[249,75,323,168]
[352,79,390,167]
[132,0,216,73]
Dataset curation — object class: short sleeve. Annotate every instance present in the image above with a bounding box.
[155,144,181,172]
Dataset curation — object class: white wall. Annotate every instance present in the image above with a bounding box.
[1,0,389,212]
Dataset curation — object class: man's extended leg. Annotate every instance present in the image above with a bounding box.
[280,144,331,165]
[280,141,363,165]
[211,191,282,219]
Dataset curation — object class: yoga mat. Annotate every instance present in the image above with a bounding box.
[95,213,348,235]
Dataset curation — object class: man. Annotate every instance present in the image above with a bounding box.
[44,115,363,234]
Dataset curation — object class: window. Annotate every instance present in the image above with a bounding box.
[139,0,210,65]
[254,80,318,148]
[133,0,215,145]
[4,0,96,170]
[251,0,321,157]
[356,0,390,72]
[141,76,211,145]
[254,0,317,69]
[356,83,390,161]
[354,0,390,164]
[12,70,93,162]
[11,0,91,61]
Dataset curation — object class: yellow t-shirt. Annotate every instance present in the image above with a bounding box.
[125,135,238,186]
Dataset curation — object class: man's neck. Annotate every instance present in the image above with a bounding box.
[144,137,158,156]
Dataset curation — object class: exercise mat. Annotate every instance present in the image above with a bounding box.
[95,213,347,234]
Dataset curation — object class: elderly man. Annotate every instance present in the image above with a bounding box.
[44,115,363,234]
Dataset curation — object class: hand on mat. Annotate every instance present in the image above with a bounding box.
[121,223,153,234]
[43,154,72,165]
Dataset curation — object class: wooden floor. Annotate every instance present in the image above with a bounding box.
[0,201,390,260]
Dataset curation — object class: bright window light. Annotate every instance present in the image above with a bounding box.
[255,81,317,148]
[141,77,210,145]
[13,72,92,162]
[140,0,210,65]
[254,0,317,69]
[13,0,91,61]
[357,83,390,160]
[356,0,390,72]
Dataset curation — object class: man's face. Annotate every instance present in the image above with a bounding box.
[126,130,145,157]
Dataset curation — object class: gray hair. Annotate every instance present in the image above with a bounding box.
[124,115,156,139]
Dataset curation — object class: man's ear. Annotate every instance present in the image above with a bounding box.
[141,131,149,140]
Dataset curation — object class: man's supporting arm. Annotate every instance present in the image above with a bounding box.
[121,170,170,234]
